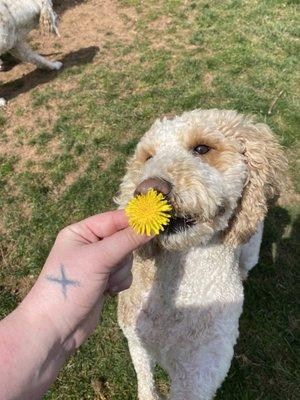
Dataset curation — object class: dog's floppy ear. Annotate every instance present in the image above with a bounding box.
[222,121,288,247]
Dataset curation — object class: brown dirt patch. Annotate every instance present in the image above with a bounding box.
[0,0,136,99]
[91,379,108,400]
[0,0,137,114]
[203,72,214,88]
[149,15,172,31]
[0,0,136,174]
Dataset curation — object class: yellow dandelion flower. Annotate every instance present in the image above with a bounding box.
[125,189,172,236]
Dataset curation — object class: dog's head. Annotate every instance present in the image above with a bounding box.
[116,109,287,252]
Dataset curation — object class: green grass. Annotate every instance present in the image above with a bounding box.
[0,0,299,398]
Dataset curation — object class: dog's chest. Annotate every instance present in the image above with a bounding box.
[130,245,243,348]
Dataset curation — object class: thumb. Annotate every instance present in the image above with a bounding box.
[89,227,153,272]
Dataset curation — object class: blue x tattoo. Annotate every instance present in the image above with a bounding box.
[46,264,80,299]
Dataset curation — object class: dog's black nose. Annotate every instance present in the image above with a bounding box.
[134,178,172,197]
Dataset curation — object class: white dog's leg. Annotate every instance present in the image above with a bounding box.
[168,336,236,400]
[10,42,62,70]
[127,337,161,400]
[239,220,264,280]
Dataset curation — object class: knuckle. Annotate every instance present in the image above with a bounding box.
[58,224,74,237]
[56,224,80,243]
[57,226,69,239]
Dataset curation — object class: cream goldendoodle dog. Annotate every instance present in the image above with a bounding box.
[0,0,61,106]
[116,109,287,400]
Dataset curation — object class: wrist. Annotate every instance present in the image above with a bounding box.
[19,262,103,353]
[21,255,108,345]
[0,303,70,399]
[19,284,78,355]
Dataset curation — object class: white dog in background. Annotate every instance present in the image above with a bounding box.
[0,0,62,106]
[117,109,287,400]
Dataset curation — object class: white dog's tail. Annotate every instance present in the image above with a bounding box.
[39,0,60,36]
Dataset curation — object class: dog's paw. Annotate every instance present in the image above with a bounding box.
[0,98,6,107]
[51,61,63,70]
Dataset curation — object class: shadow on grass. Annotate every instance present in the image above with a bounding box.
[0,46,99,101]
[53,0,86,15]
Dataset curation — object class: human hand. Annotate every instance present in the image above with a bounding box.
[20,210,152,350]
[0,210,152,399]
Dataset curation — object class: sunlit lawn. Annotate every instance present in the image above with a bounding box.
[0,1,299,398]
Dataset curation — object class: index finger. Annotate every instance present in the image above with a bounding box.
[69,210,129,241]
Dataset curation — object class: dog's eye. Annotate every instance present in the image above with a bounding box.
[193,145,211,155]
[145,155,153,161]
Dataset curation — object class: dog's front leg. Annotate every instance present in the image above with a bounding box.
[168,335,238,400]
[126,334,163,400]
[10,41,62,71]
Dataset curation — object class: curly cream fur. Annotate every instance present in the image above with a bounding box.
[117,109,287,400]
